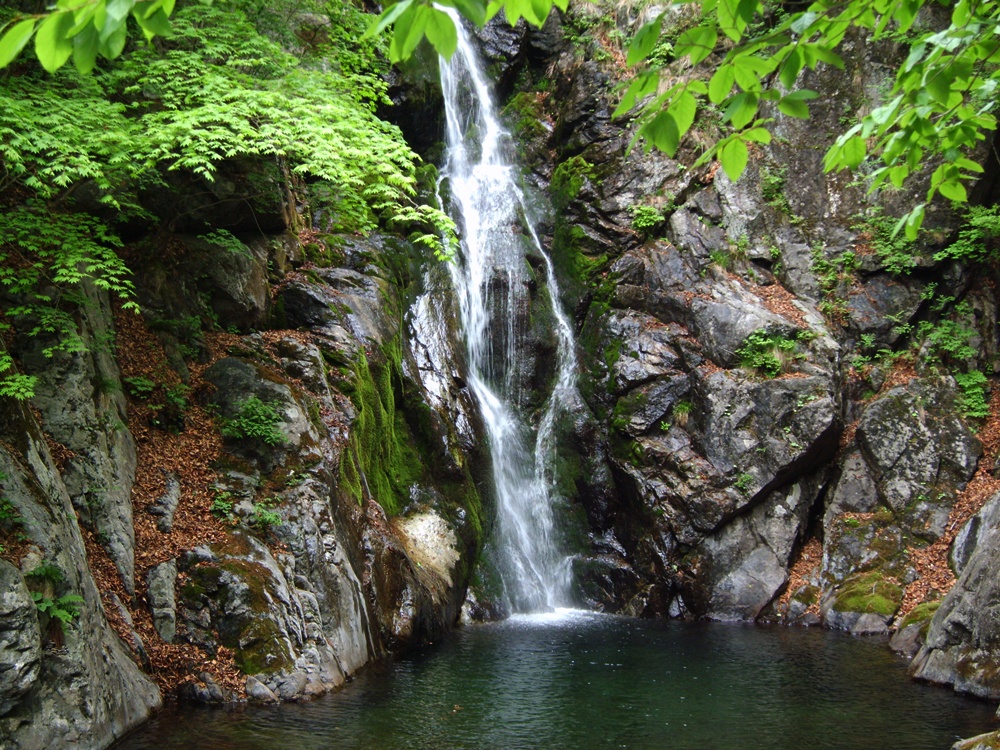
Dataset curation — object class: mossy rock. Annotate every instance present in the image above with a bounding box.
[833,570,903,617]
[899,600,941,631]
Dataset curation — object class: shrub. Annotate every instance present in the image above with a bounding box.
[221,396,287,446]
[736,329,800,378]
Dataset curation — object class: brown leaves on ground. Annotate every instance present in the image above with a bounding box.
[751,281,809,328]
[107,306,244,697]
[898,389,1000,620]
[777,537,823,616]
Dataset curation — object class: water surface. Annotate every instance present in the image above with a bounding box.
[115,612,996,750]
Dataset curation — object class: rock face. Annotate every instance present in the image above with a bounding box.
[0,397,160,749]
[482,2,999,664]
[911,493,1000,700]
[0,205,485,744]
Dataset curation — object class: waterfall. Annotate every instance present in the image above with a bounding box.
[438,14,578,613]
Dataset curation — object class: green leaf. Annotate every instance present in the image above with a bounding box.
[719,137,749,182]
[0,18,36,68]
[675,24,718,65]
[777,96,809,118]
[725,91,758,129]
[613,71,659,117]
[363,0,413,41]
[445,0,487,27]
[841,136,867,168]
[425,8,458,58]
[627,15,663,67]
[790,11,817,34]
[390,4,430,62]
[708,65,735,104]
[779,47,803,89]
[671,90,698,137]
[743,126,771,144]
[938,179,968,202]
[35,12,75,73]
[131,7,172,41]
[642,109,681,157]
[72,24,99,74]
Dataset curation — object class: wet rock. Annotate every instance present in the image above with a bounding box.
[0,396,160,748]
[890,623,926,658]
[683,478,821,621]
[179,672,232,704]
[111,593,151,670]
[16,282,138,595]
[245,675,279,704]
[857,378,980,540]
[952,730,1000,750]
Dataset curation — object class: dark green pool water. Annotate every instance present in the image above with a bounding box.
[114,611,997,750]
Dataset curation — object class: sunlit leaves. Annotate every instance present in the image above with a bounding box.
[0,19,36,68]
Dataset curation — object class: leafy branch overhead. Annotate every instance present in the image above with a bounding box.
[4,0,995,236]
[364,0,997,238]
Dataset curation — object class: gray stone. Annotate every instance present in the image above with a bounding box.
[146,472,181,533]
[911,490,1000,700]
[245,675,279,704]
[0,561,41,717]
[890,623,925,658]
[147,560,178,644]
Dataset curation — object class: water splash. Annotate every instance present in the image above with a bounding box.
[438,13,578,612]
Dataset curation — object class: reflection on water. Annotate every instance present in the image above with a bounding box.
[114,613,996,750]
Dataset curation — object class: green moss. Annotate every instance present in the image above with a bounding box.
[899,600,941,630]
[501,92,548,139]
[338,344,419,516]
[550,155,595,211]
[833,571,903,617]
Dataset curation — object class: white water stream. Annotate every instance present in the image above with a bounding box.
[438,14,578,612]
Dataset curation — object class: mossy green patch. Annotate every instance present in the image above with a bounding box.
[899,600,941,630]
[550,155,595,211]
[338,344,422,516]
[833,571,903,617]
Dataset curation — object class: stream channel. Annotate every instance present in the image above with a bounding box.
[114,610,995,749]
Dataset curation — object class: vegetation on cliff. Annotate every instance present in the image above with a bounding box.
[0,0,449,400]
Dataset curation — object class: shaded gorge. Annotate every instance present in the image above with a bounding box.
[114,612,995,749]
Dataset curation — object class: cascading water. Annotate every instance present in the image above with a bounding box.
[438,14,578,613]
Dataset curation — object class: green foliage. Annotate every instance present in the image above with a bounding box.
[629,204,666,233]
[811,247,857,321]
[855,211,918,275]
[0,205,137,339]
[934,206,1000,264]
[248,496,282,532]
[210,490,235,521]
[26,561,64,584]
[734,472,754,494]
[371,0,996,237]
[32,592,84,626]
[760,165,791,214]
[736,329,800,377]
[833,571,902,617]
[123,376,156,399]
[220,396,287,446]
[955,370,990,420]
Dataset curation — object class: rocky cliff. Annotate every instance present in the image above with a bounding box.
[0,163,488,745]
[3,3,1000,748]
[432,0,1000,723]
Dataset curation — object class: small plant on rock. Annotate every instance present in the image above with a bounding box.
[629,204,665,234]
[736,329,800,378]
[221,396,287,446]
